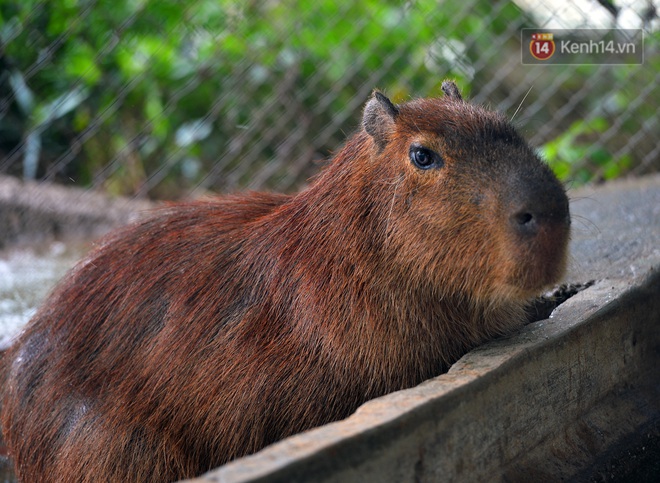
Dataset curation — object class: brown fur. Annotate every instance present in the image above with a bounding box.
[1,82,570,482]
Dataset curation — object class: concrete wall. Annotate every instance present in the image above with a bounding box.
[0,175,152,249]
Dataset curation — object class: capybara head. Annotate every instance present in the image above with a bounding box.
[359,81,570,306]
[1,81,570,482]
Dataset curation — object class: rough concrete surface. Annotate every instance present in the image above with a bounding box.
[0,174,153,249]
[566,174,660,281]
[187,175,660,483]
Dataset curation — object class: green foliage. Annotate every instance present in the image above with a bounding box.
[1,0,466,195]
[0,0,656,196]
[540,117,631,184]
[539,27,659,186]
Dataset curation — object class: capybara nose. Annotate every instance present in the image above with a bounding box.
[511,209,538,236]
[507,170,570,239]
[509,198,569,237]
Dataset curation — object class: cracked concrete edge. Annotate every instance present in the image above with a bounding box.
[186,267,660,483]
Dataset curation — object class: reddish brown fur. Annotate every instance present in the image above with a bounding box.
[1,82,570,482]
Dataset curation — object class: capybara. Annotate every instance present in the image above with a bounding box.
[1,81,570,482]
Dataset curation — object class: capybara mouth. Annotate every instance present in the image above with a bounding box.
[505,216,571,296]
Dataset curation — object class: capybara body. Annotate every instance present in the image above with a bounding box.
[2,82,570,482]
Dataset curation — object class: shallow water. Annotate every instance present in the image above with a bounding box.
[0,241,90,350]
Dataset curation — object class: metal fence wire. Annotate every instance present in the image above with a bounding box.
[0,0,658,199]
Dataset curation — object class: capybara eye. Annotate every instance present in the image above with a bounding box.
[409,144,442,170]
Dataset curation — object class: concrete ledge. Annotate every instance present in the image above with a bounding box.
[188,272,660,482]
[0,174,153,248]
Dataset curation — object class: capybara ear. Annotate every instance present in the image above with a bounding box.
[441,80,463,101]
[363,91,399,149]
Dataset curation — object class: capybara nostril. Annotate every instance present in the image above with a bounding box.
[505,169,570,241]
[513,210,535,228]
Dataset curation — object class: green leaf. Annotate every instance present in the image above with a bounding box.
[64,42,102,85]
[145,89,169,140]
[0,15,22,44]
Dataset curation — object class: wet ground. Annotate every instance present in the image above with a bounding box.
[0,241,90,349]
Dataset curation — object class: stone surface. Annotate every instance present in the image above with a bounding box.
[0,174,153,249]
[566,173,660,281]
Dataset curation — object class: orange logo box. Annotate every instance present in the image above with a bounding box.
[530,33,555,60]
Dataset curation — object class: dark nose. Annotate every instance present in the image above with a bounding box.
[508,181,570,238]
[512,210,536,235]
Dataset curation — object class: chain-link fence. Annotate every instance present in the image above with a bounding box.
[0,0,658,199]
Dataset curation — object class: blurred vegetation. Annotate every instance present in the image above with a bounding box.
[538,57,659,185]
[0,0,658,198]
